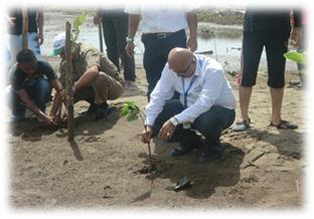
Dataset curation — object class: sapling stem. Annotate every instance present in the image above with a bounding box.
[138,113,152,172]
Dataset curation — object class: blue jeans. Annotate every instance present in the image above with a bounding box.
[152,100,235,152]
[141,29,187,100]
[8,78,52,117]
[9,32,41,68]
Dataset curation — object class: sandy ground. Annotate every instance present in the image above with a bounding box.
[7,9,306,210]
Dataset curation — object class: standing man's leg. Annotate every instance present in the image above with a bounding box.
[233,32,263,131]
[28,32,41,60]
[8,34,22,67]
[266,32,297,129]
[162,29,187,99]
[265,32,287,126]
[8,32,41,67]
[113,12,136,82]
[270,87,284,125]
[238,85,253,127]
[143,30,188,101]
[102,12,120,71]
[142,35,165,100]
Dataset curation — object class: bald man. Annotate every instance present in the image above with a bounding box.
[141,48,236,162]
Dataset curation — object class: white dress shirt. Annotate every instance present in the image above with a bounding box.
[124,4,194,33]
[145,55,236,126]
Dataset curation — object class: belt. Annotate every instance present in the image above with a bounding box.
[144,29,183,39]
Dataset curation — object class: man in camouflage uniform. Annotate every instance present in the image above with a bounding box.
[51,33,124,121]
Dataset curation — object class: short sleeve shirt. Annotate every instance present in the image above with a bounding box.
[124,4,198,33]
[10,61,57,91]
[59,44,123,86]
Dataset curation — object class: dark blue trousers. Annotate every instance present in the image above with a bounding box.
[152,100,235,152]
[101,10,136,81]
[141,29,187,100]
[10,78,52,117]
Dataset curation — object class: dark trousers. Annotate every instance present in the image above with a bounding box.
[141,29,187,100]
[101,10,135,81]
[241,31,289,88]
[9,78,52,117]
[152,100,235,152]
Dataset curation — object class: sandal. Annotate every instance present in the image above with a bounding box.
[232,118,250,132]
[270,120,298,129]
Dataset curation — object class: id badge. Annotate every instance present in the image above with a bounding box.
[183,121,191,129]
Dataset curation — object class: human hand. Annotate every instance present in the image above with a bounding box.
[187,37,198,52]
[158,119,176,141]
[60,110,68,124]
[93,15,101,25]
[291,28,302,49]
[141,126,152,144]
[37,32,44,45]
[42,114,58,127]
[59,89,67,101]
[58,89,73,106]
[125,42,135,57]
[8,17,16,27]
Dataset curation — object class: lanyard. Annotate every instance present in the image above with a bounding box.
[181,75,197,108]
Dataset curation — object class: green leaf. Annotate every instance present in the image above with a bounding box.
[284,51,306,65]
[127,111,139,122]
[72,11,88,42]
[121,101,141,122]
[120,107,129,116]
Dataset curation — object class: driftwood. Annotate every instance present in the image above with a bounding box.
[65,22,74,142]
[195,50,214,55]
[22,8,28,49]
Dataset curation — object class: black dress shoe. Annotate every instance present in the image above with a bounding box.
[199,139,222,163]
[171,143,194,157]
[94,103,109,121]
[79,103,98,115]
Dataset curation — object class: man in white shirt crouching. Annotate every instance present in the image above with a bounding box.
[141,48,236,162]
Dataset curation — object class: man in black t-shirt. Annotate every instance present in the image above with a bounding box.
[6,49,64,127]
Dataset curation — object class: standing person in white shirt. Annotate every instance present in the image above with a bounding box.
[141,48,236,162]
[124,4,197,100]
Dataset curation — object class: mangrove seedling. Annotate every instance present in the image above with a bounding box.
[121,101,153,172]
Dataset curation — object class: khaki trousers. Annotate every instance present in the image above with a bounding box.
[74,72,124,105]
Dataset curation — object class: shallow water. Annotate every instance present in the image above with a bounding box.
[40,11,296,73]
[41,23,243,58]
